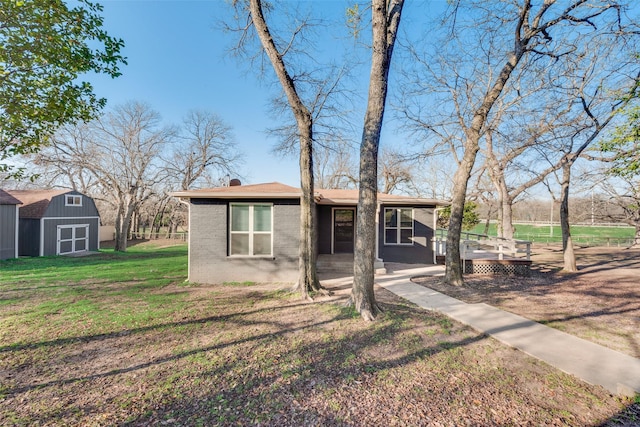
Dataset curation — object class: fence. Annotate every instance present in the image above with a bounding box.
[517,235,634,247]
[130,232,188,241]
[434,229,532,260]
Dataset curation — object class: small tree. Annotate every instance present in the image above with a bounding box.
[598,105,640,246]
[0,0,125,178]
[436,202,480,232]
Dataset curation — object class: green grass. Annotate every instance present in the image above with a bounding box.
[470,223,635,245]
[0,243,189,346]
[0,243,636,425]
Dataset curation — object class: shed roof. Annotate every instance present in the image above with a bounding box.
[0,189,22,205]
[171,182,448,206]
[5,189,72,219]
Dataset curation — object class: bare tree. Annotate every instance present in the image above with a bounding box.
[164,110,240,191]
[348,0,404,320]
[403,0,630,285]
[379,148,416,194]
[314,143,358,190]
[35,102,175,251]
[241,0,324,298]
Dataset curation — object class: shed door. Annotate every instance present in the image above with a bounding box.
[57,224,90,255]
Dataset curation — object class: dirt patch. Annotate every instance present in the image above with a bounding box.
[411,245,640,358]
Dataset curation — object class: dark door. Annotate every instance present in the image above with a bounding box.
[333,209,355,253]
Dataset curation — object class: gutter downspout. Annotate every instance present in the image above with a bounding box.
[433,207,447,264]
[178,197,191,282]
[14,205,19,258]
[39,217,44,257]
[374,202,385,274]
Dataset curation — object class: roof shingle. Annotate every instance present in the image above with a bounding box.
[171,182,448,206]
[0,189,22,205]
[5,189,71,218]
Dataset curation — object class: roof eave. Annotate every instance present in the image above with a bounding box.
[170,191,302,199]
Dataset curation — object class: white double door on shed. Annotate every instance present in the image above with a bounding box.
[56,224,89,255]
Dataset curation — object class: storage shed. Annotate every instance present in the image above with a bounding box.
[6,190,100,257]
[0,189,21,260]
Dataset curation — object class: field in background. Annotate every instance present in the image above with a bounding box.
[471,222,635,246]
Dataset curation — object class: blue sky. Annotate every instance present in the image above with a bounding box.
[87,1,361,187]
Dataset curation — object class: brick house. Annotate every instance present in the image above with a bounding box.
[171,182,447,284]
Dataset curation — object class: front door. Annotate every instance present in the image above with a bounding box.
[333,208,355,253]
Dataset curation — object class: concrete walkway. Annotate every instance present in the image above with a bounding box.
[328,265,640,397]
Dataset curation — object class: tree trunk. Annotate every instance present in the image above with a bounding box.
[249,0,321,297]
[349,0,404,321]
[444,150,478,286]
[500,194,515,240]
[560,162,577,272]
[293,120,321,297]
[114,203,125,252]
[114,201,135,252]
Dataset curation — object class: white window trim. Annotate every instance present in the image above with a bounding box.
[56,224,90,255]
[65,195,83,207]
[384,207,414,246]
[229,203,274,257]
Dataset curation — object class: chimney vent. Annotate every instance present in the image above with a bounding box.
[229,178,242,187]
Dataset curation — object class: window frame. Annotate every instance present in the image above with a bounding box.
[229,203,274,257]
[384,207,414,246]
[65,195,83,207]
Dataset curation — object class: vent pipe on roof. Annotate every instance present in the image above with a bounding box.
[229,178,242,186]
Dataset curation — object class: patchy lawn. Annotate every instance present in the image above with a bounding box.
[412,245,640,358]
[0,242,637,426]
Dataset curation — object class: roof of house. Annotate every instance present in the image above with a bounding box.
[171,182,449,206]
[5,189,72,219]
[0,189,22,205]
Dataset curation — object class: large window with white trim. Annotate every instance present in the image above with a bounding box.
[229,203,273,256]
[384,208,413,245]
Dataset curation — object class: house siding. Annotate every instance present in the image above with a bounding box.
[317,205,333,254]
[44,192,100,218]
[0,204,18,260]
[188,198,300,284]
[18,219,40,257]
[378,205,434,264]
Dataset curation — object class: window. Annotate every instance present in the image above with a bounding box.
[229,203,273,256]
[65,195,82,206]
[384,208,413,245]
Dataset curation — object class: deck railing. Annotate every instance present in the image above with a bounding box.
[434,229,531,261]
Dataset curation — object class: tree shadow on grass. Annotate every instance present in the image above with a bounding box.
[0,301,313,354]
[2,283,634,426]
[11,299,490,425]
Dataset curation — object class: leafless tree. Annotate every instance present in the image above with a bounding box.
[379,148,417,194]
[46,102,175,251]
[34,102,240,250]
[234,0,326,298]
[314,143,358,190]
[164,110,240,191]
[402,0,632,285]
[348,0,404,320]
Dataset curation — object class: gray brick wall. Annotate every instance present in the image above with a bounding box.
[188,200,300,284]
[378,206,435,264]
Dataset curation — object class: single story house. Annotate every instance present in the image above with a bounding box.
[0,189,21,260]
[5,189,101,257]
[171,182,448,284]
